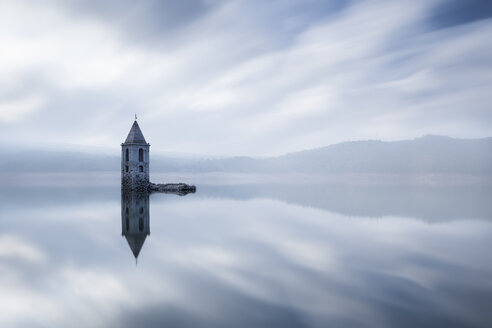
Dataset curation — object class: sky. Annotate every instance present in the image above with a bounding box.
[0,0,492,156]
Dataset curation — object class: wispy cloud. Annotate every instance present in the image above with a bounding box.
[1,0,491,155]
[0,235,47,263]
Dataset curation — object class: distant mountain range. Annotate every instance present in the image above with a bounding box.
[2,135,492,175]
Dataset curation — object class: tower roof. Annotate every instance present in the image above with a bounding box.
[124,121,147,144]
[124,233,147,259]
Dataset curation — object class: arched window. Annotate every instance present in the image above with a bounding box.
[125,148,129,162]
[139,148,143,162]
[139,165,143,172]
[139,218,144,231]
[139,207,144,214]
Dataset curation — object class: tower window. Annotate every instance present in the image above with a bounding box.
[139,148,143,162]
[125,148,129,162]
[125,166,129,172]
[139,207,144,214]
[139,218,144,231]
[126,217,129,231]
[139,165,143,172]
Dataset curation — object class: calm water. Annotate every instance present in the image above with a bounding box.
[1,174,492,327]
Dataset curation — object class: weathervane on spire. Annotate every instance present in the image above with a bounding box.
[135,113,137,121]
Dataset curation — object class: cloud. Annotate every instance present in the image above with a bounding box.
[56,0,219,46]
[0,0,491,155]
[0,94,46,123]
[428,0,492,29]
[0,235,47,263]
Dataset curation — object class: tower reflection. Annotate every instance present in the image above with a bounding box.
[121,190,150,263]
[121,188,195,262]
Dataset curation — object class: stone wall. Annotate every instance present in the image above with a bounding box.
[121,143,150,191]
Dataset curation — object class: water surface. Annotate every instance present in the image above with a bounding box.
[0,174,491,327]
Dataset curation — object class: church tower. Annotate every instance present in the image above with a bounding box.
[121,119,150,191]
[121,190,150,261]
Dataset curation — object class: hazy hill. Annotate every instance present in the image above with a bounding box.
[2,135,491,175]
[270,135,492,174]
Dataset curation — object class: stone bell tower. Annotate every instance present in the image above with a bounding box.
[121,119,150,191]
[121,190,150,262]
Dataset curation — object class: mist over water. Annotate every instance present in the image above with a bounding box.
[0,173,491,327]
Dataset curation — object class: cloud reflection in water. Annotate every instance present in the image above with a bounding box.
[0,181,491,327]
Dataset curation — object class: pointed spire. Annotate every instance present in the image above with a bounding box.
[124,120,147,144]
[124,234,147,259]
